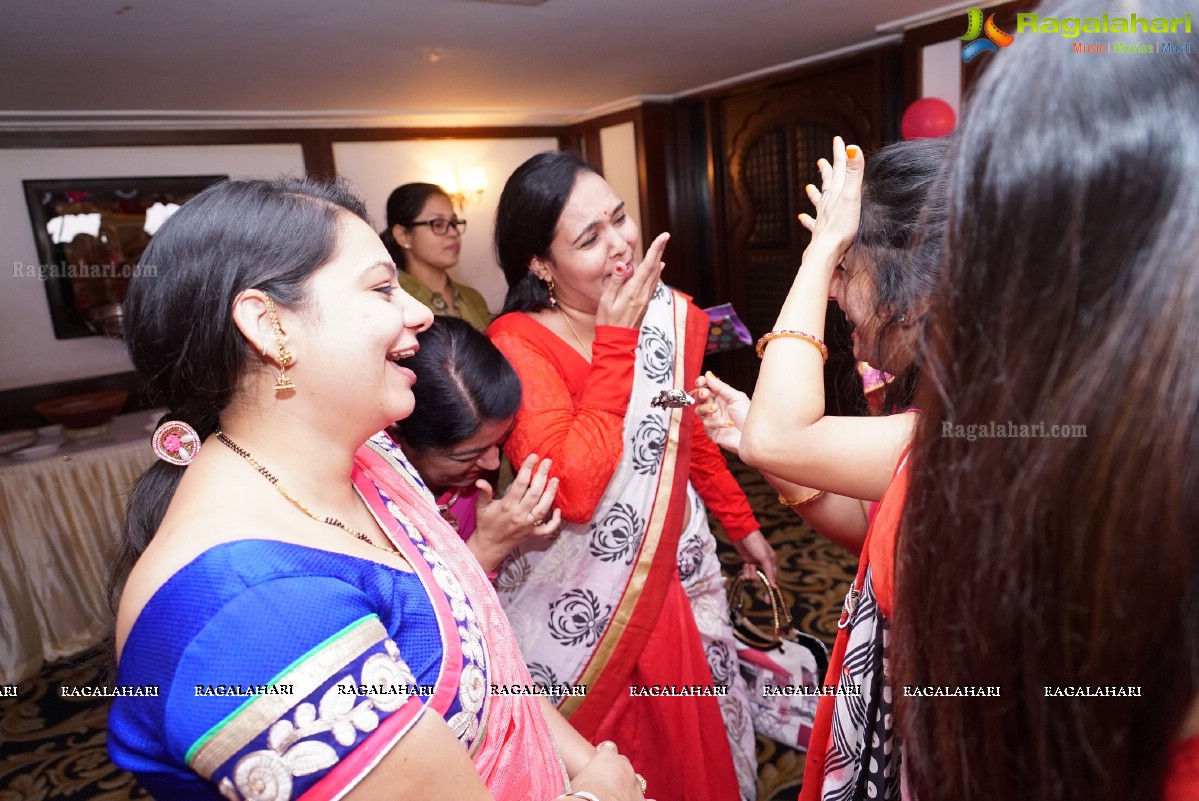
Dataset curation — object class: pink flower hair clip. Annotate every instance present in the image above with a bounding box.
[152,420,201,466]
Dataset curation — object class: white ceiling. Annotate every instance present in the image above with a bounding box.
[1,0,969,129]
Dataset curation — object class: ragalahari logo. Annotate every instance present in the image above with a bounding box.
[960,7,1014,62]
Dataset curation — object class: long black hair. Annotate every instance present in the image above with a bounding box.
[894,1,1199,798]
[392,317,521,451]
[110,177,369,611]
[379,182,447,268]
[495,150,599,314]
[850,136,950,410]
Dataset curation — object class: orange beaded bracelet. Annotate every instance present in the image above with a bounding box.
[778,489,826,508]
[755,329,829,362]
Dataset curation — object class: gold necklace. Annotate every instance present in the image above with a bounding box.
[215,430,398,555]
[557,308,592,358]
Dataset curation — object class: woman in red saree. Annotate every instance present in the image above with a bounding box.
[703,137,951,801]
[487,151,776,801]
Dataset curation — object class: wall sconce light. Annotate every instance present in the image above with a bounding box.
[439,167,488,213]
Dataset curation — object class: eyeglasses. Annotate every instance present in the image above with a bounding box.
[409,218,467,236]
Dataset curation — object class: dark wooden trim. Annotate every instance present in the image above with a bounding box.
[902,14,967,106]
[312,125,568,142]
[703,97,730,305]
[635,104,670,246]
[880,49,905,143]
[579,128,606,172]
[301,131,336,181]
[0,124,568,151]
[566,106,641,133]
[690,44,903,104]
[661,100,717,305]
[0,128,315,149]
[565,106,646,173]
[0,122,571,184]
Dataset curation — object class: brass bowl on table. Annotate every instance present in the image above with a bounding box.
[34,391,129,439]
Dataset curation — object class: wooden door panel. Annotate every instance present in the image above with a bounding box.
[711,52,897,413]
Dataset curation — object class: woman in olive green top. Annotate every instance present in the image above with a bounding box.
[381,183,492,332]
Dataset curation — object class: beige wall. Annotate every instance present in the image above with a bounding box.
[0,129,649,392]
[333,137,559,313]
[597,121,643,261]
[920,38,962,118]
[0,144,305,391]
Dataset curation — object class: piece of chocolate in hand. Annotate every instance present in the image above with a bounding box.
[650,389,697,409]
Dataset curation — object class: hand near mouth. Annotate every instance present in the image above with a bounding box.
[595,232,670,330]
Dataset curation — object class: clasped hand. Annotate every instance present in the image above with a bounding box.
[470,454,561,572]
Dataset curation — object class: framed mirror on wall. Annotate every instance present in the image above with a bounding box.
[22,174,226,340]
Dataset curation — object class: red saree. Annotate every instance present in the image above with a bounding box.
[489,289,746,800]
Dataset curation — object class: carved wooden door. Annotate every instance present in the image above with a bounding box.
[711,52,898,413]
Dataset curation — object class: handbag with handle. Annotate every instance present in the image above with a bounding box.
[729,568,829,751]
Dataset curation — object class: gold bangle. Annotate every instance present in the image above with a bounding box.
[756,330,829,363]
[778,489,825,508]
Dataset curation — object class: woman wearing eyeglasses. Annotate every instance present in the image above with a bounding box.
[381,183,492,332]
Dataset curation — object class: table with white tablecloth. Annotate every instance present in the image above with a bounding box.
[0,411,157,683]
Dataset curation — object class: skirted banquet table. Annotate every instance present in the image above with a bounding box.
[0,411,157,683]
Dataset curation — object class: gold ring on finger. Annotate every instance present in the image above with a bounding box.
[636,774,647,794]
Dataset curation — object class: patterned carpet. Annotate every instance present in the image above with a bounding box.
[0,457,856,801]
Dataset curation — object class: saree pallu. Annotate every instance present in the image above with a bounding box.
[356,434,567,798]
[799,456,909,801]
[495,287,741,801]
[109,448,563,801]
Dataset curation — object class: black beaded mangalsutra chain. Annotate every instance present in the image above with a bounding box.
[215,430,398,555]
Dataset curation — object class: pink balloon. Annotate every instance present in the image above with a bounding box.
[901,98,956,140]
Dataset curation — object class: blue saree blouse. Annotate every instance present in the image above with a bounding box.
[108,469,491,801]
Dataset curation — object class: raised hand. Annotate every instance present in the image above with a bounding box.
[798,136,865,259]
[595,232,670,330]
[468,454,561,573]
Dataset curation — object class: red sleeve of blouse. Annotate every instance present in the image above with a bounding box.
[490,324,639,524]
[687,413,760,540]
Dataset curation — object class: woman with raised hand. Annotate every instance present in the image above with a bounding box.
[386,316,562,578]
[107,177,648,801]
[488,150,774,801]
[380,182,491,331]
[894,0,1199,798]
[695,138,948,556]
[695,371,869,554]
[730,136,948,800]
